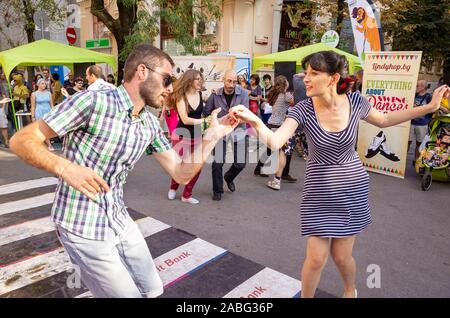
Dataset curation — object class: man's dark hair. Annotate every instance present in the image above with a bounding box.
[263,74,271,81]
[87,65,104,80]
[52,73,59,81]
[123,44,174,82]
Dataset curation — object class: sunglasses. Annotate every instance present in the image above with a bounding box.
[143,64,175,88]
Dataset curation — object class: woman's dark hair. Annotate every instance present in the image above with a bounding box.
[250,74,260,86]
[263,74,271,81]
[267,75,288,106]
[34,74,43,82]
[302,51,349,94]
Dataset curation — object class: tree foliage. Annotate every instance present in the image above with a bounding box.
[282,0,349,47]
[0,0,64,47]
[92,0,222,82]
[379,0,450,82]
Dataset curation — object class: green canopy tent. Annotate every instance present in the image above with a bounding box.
[0,39,117,130]
[252,43,362,74]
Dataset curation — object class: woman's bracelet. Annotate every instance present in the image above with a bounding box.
[201,116,212,133]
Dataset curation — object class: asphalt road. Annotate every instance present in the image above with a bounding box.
[1,142,449,298]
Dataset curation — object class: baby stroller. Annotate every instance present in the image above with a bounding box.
[415,112,450,191]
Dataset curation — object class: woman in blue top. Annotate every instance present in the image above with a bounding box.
[231,51,449,298]
[31,78,54,150]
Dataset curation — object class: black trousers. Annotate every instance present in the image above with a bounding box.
[255,147,292,177]
[212,136,248,194]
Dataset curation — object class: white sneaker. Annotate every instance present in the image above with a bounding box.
[181,197,200,204]
[267,179,281,190]
[167,189,176,200]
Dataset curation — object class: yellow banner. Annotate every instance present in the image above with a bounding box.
[357,51,422,178]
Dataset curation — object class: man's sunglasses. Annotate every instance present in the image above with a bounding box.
[143,64,175,88]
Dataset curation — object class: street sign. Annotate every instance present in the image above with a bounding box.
[34,10,49,40]
[86,38,111,49]
[66,27,77,45]
[321,30,339,48]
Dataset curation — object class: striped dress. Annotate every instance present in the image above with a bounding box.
[287,92,372,237]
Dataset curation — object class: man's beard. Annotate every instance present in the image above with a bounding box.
[139,76,163,109]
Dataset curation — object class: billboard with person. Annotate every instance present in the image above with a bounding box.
[347,0,384,61]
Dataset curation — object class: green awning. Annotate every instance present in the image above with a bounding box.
[253,43,362,74]
[0,39,117,80]
[0,39,117,130]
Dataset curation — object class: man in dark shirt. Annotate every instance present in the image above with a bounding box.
[409,79,432,164]
[204,70,250,201]
[293,71,307,104]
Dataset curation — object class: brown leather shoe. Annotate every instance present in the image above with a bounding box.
[281,175,297,183]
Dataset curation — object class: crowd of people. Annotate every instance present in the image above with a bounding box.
[0,66,116,148]
[155,64,368,202]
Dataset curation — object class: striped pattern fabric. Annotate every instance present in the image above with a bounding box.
[287,92,372,237]
[42,86,172,240]
[0,177,304,298]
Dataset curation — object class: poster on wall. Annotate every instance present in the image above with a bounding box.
[172,56,236,97]
[357,51,422,179]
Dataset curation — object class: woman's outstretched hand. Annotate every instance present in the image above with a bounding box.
[428,85,450,112]
[229,105,261,126]
[206,108,241,140]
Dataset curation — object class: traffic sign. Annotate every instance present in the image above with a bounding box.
[66,27,77,45]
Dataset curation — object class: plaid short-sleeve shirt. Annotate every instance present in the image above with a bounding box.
[43,85,171,240]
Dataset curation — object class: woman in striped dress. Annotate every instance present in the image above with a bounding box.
[231,51,450,298]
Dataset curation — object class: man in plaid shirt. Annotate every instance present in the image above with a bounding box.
[10,44,239,298]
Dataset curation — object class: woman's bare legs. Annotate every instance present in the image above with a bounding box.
[300,236,330,298]
[330,236,357,298]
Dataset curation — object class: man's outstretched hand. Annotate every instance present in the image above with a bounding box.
[206,108,241,140]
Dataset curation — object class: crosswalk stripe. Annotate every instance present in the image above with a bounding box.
[136,217,171,238]
[155,238,228,288]
[0,247,69,295]
[0,193,55,216]
[0,216,170,248]
[0,217,171,295]
[0,217,54,247]
[0,178,58,196]
[0,177,305,299]
[75,238,228,298]
[222,267,301,298]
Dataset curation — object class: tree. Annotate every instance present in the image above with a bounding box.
[0,0,64,80]
[0,0,64,46]
[91,0,222,83]
[281,0,350,47]
[379,0,450,84]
